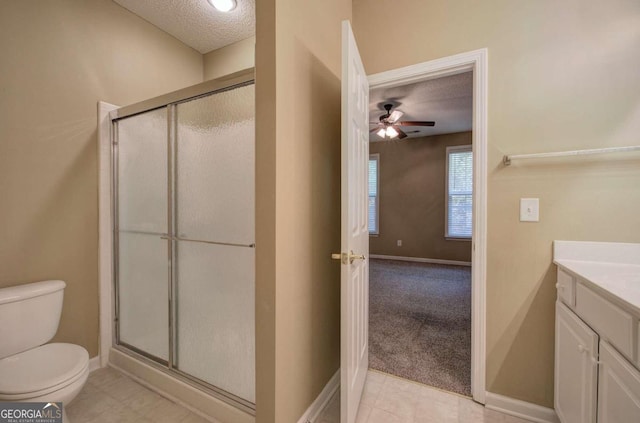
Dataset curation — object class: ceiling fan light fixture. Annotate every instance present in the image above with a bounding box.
[388,110,403,123]
[386,126,399,138]
[371,103,436,140]
[207,0,237,12]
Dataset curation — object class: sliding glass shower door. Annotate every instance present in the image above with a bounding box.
[174,86,255,403]
[114,82,255,406]
[116,107,169,361]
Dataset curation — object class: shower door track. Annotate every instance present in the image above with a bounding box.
[110,68,256,416]
[112,343,255,414]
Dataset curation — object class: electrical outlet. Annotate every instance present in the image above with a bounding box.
[397,240,402,247]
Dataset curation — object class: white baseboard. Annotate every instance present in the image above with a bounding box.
[485,392,559,423]
[89,356,102,373]
[369,254,471,267]
[297,370,340,423]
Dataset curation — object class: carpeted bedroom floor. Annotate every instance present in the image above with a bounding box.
[369,258,471,396]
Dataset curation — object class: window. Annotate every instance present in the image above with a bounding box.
[368,154,379,234]
[446,145,472,239]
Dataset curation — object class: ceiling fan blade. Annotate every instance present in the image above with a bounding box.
[395,126,408,139]
[398,120,435,127]
[388,110,404,123]
[370,127,381,133]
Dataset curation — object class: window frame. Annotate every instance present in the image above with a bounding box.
[368,153,380,236]
[445,145,473,240]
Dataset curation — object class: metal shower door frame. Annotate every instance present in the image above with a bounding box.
[110,69,256,414]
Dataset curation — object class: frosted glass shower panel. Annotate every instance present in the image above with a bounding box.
[117,232,169,360]
[113,80,256,408]
[117,107,167,233]
[116,106,168,362]
[176,85,255,244]
[175,241,255,403]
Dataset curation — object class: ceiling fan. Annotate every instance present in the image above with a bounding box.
[370,104,435,139]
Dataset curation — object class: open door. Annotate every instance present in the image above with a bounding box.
[336,20,369,423]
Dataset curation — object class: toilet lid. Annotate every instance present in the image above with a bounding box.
[0,343,89,395]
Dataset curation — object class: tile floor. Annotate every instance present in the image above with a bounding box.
[66,367,216,423]
[317,370,533,423]
[69,367,532,423]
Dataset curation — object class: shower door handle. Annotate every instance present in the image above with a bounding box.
[160,234,255,248]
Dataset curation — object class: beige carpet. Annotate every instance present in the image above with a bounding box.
[369,259,471,396]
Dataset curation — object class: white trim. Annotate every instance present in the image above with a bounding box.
[98,101,119,369]
[297,370,340,423]
[445,237,473,242]
[370,254,471,267]
[368,49,485,89]
[368,48,488,404]
[485,392,559,423]
[445,144,472,239]
[89,356,102,373]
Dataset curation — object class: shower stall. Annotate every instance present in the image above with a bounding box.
[106,71,255,417]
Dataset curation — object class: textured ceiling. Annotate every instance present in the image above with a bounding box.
[369,72,472,141]
[113,0,255,53]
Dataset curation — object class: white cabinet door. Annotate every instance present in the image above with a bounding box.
[598,341,640,423]
[555,301,598,423]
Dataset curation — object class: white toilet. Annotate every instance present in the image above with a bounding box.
[0,280,89,421]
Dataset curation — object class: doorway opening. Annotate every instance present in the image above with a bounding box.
[367,71,473,396]
[368,50,486,403]
[335,30,487,421]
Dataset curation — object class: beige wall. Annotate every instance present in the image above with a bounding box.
[255,0,351,421]
[354,0,640,408]
[204,36,255,81]
[255,1,276,420]
[370,132,472,262]
[0,0,203,358]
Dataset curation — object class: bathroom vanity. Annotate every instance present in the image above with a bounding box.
[554,241,640,423]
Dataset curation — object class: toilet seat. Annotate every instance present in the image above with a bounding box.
[0,343,89,400]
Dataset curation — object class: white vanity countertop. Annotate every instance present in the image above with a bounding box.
[554,241,640,315]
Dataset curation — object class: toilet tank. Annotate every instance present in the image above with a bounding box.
[0,280,66,359]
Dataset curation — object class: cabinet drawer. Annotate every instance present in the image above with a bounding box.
[575,283,634,359]
[557,268,575,307]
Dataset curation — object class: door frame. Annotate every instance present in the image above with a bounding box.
[367,48,488,403]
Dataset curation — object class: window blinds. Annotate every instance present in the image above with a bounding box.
[447,148,472,238]
[368,157,378,233]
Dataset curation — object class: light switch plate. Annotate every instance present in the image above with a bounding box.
[520,198,539,222]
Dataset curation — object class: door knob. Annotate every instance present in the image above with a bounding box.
[349,251,366,263]
[331,250,366,264]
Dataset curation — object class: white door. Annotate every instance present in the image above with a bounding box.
[338,19,369,423]
[598,341,640,423]
[555,301,598,423]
